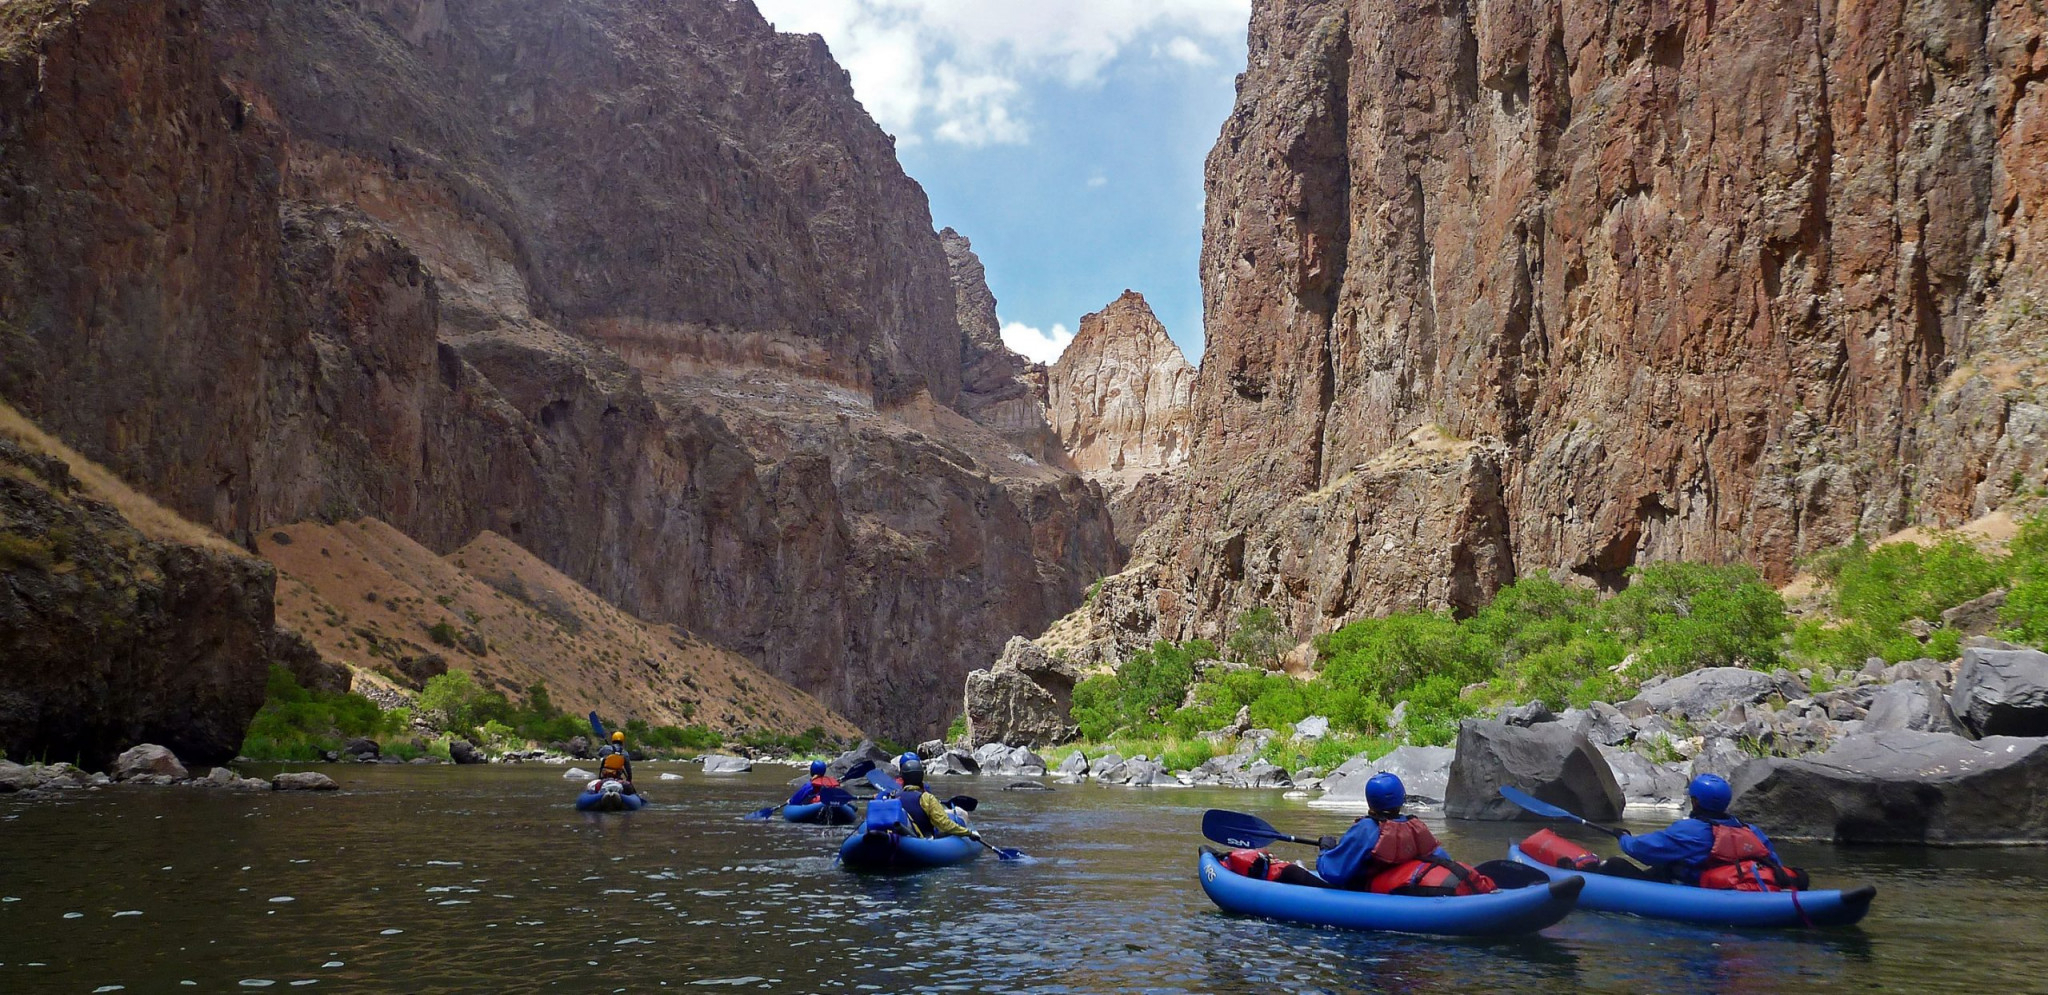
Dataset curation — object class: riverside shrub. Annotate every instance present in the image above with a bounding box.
[1795,534,2007,666]
[241,665,406,761]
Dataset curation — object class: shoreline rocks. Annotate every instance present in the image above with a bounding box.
[1733,730,2048,843]
[1444,721,1623,821]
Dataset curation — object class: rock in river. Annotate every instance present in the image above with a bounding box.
[1949,648,2048,737]
[1732,730,2048,843]
[272,772,338,791]
[702,755,752,774]
[112,744,189,782]
[449,740,486,765]
[1865,681,1959,734]
[1323,746,1453,805]
[1444,720,1623,821]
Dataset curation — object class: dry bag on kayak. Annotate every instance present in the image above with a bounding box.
[1522,829,1603,871]
[864,797,905,832]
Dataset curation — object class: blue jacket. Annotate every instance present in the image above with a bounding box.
[1620,814,1782,884]
[1315,816,1453,889]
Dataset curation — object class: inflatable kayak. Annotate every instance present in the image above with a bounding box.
[838,829,982,872]
[574,781,648,812]
[1197,849,1584,937]
[1507,845,1875,928]
[784,800,858,825]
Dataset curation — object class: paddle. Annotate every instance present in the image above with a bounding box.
[944,795,978,812]
[842,759,878,782]
[1201,809,1332,850]
[587,711,607,741]
[1498,786,1626,839]
[866,766,902,797]
[744,774,869,821]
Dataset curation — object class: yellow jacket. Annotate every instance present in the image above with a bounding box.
[913,789,974,839]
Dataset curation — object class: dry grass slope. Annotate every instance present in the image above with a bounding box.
[0,400,245,557]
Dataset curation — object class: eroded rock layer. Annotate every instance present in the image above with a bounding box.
[1099,0,2048,651]
[0,0,1117,740]
[1046,291,1197,539]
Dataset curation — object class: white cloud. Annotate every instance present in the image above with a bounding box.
[753,0,1249,147]
[1086,174,1108,188]
[1001,320,1075,364]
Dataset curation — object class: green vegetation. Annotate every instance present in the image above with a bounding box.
[240,666,410,761]
[1792,534,2004,666]
[1225,606,1290,666]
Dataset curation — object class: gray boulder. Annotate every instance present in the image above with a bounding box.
[112,744,189,782]
[826,741,893,780]
[1293,715,1330,741]
[563,767,595,779]
[1120,759,1176,787]
[1215,761,1293,789]
[917,740,947,759]
[272,771,338,791]
[1498,700,1555,727]
[1623,667,1781,721]
[1003,780,1053,791]
[449,740,486,765]
[1443,720,1623,821]
[1056,750,1090,777]
[1560,702,1633,746]
[566,735,593,759]
[0,760,39,792]
[1864,680,1959,734]
[1732,730,2048,843]
[1688,737,1751,780]
[1882,658,1952,686]
[1091,754,1131,783]
[1941,589,2009,637]
[701,755,753,774]
[1323,746,1454,805]
[1599,746,1689,807]
[963,637,1082,748]
[341,738,381,761]
[1950,647,2048,737]
[925,749,980,776]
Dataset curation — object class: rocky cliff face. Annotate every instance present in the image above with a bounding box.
[943,228,1070,466]
[0,0,1117,741]
[1046,292,1197,538]
[1084,0,2048,653]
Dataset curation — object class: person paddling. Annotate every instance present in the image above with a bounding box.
[1314,773,1496,896]
[595,731,636,792]
[895,755,978,842]
[787,760,841,807]
[1611,774,1808,890]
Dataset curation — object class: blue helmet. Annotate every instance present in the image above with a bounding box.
[1365,772,1406,812]
[1688,773,1733,813]
[809,760,827,776]
[899,754,924,783]
[899,751,920,768]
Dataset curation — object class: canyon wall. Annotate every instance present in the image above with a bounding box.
[1045,291,1197,540]
[1087,0,2048,653]
[0,0,1117,741]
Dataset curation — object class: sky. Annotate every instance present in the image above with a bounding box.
[749,0,1250,364]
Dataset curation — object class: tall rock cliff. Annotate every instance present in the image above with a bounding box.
[0,0,1118,740]
[942,228,1069,466]
[1045,291,1197,539]
[1088,0,2048,653]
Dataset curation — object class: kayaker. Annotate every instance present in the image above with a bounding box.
[787,760,841,806]
[1315,773,1496,896]
[596,731,635,790]
[1616,774,1808,890]
[896,756,978,842]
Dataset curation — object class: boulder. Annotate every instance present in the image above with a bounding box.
[826,741,893,779]
[701,755,752,773]
[1119,759,1176,787]
[1003,780,1053,791]
[1091,754,1130,783]
[1950,647,2048,737]
[926,749,980,776]
[1559,702,1632,746]
[1322,746,1453,805]
[226,774,271,792]
[1056,750,1090,777]
[916,740,947,759]
[272,771,339,791]
[1498,701,1555,727]
[1599,746,1689,808]
[449,740,486,765]
[0,760,40,792]
[963,637,1083,748]
[659,771,686,781]
[1882,658,1952,686]
[1236,729,1278,756]
[341,737,381,761]
[1224,762,1293,789]
[1292,715,1330,741]
[566,736,593,759]
[563,767,595,780]
[1941,589,2009,637]
[112,744,189,782]
[1443,720,1624,821]
[1622,667,1781,721]
[1731,730,2048,843]
[1688,737,1751,780]
[1864,681,1959,734]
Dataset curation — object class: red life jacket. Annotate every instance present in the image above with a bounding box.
[1221,849,1293,882]
[1364,817,1496,897]
[1698,822,1793,892]
[1522,828,1603,871]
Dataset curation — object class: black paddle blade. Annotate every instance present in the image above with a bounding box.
[843,758,877,780]
[945,795,979,812]
[1201,809,1285,849]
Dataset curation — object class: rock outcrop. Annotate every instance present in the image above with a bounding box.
[943,229,1069,466]
[1950,647,2048,737]
[0,416,275,770]
[964,637,1084,748]
[1045,291,1196,537]
[1444,720,1624,821]
[0,0,1118,741]
[1059,0,2048,651]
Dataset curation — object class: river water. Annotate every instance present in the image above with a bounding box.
[2,765,2044,993]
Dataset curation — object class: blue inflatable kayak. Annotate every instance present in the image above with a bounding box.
[574,784,648,812]
[1197,850,1584,937]
[1507,845,1875,928]
[785,801,858,825]
[838,829,982,872]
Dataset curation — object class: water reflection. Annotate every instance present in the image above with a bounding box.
[0,767,2044,993]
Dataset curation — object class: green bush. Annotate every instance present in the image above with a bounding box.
[1226,607,1290,666]
[2004,518,2048,644]
[427,621,459,647]
[1796,535,2006,667]
[1604,563,1787,676]
[240,665,407,761]
[417,670,510,734]
[1070,640,1217,740]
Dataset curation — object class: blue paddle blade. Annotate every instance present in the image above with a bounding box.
[587,711,606,740]
[744,805,778,821]
[818,787,857,805]
[866,767,901,796]
[842,758,877,781]
[1201,809,1286,849]
[1498,786,1575,821]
